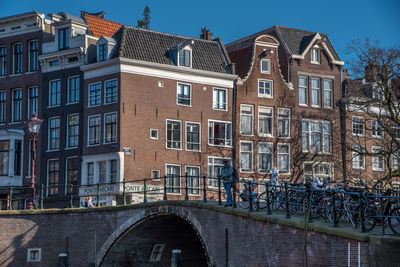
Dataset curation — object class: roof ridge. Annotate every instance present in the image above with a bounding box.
[276,25,327,36]
[82,12,123,26]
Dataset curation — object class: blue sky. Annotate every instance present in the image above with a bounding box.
[1,0,399,67]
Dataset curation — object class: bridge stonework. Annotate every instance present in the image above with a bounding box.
[0,201,398,266]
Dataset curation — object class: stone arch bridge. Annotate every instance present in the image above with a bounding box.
[0,201,398,266]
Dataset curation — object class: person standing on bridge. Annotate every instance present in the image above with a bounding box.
[220,159,233,207]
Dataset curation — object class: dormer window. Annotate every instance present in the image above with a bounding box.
[58,28,70,50]
[96,37,116,63]
[261,59,271,73]
[311,48,320,64]
[99,44,107,62]
[179,49,191,67]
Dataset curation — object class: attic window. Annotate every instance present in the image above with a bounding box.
[179,49,191,67]
[99,44,107,62]
[311,48,320,64]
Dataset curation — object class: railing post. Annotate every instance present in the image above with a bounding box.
[70,184,73,208]
[202,176,207,203]
[285,182,290,219]
[185,172,189,201]
[331,189,338,227]
[266,183,271,215]
[96,183,100,207]
[380,195,385,235]
[143,178,147,203]
[308,187,313,223]
[359,191,366,233]
[9,186,13,210]
[218,176,222,206]
[232,181,237,208]
[163,175,168,201]
[40,184,44,209]
[123,179,126,205]
[248,181,253,212]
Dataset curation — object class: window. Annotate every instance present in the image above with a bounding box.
[186,166,200,195]
[372,146,384,172]
[149,244,165,262]
[87,162,94,185]
[48,159,59,195]
[258,106,273,137]
[323,80,333,108]
[88,115,101,146]
[89,83,101,107]
[277,144,290,173]
[67,157,79,193]
[277,108,290,138]
[14,140,21,175]
[186,122,200,151]
[372,87,384,101]
[392,123,400,140]
[177,83,191,106]
[258,79,273,98]
[104,112,117,143]
[302,120,331,153]
[28,87,38,119]
[371,119,383,139]
[352,145,365,170]
[13,43,22,74]
[68,76,80,104]
[392,152,400,172]
[213,88,227,110]
[166,164,181,194]
[99,161,106,184]
[150,129,159,140]
[240,105,253,135]
[240,141,253,172]
[352,117,365,137]
[166,120,181,149]
[48,117,60,150]
[151,170,160,180]
[12,89,21,122]
[0,141,9,175]
[299,77,308,105]
[208,157,230,187]
[49,60,59,66]
[311,48,320,63]
[261,59,271,73]
[29,40,38,72]
[98,44,107,62]
[304,162,333,180]
[0,91,6,123]
[27,248,41,262]
[67,114,79,148]
[311,78,320,106]
[110,160,117,183]
[179,49,191,67]
[105,79,117,104]
[49,80,61,107]
[0,46,6,76]
[58,28,69,50]
[208,120,232,147]
[258,143,273,173]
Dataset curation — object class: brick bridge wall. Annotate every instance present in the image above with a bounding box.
[0,201,398,267]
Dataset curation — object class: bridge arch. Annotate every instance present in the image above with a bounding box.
[97,205,210,266]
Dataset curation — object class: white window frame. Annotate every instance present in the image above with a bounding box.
[28,39,39,73]
[301,120,331,154]
[166,119,182,150]
[310,47,320,64]
[150,129,159,140]
[208,119,232,147]
[66,113,79,148]
[11,88,22,122]
[47,158,59,196]
[260,59,271,74]
[258,106,273,137]
[258,142,273,174]
[371,119,384,139]
[277,108,290,138]
[352,116,365,137]
[352,145,366,170]
[176,82,192,107]
[240,141,253,172]
[28,86,38,119]
[151,170,161,181]
[104,78,118,105]
[27,248,41,262]
[13,42,22,75]
[240,104,254,136]
[165,164,181,195]
[67,75,80,104]
[323,79,333,108]
[178,48,192,68]
[277,143,290,174]
[48,79,61,107]
[48,116,60,151]
[87,114,101,147]
[258,79,273,98]
[372,146,385,172]
[103,112,118,144]
[213,88,228,111]
[299,76,308,106]
[392,152,400,172]
[311,78,321,107]
[185,165,201,195]
[88,82,101,107]
[207,156,231,188]
[185,121,201,152]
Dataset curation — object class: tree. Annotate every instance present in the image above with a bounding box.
[137,6,151,30]
[344,39,400,186]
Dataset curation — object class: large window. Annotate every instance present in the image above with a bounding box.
[179,49,191,67]
[110,160,117,183]
[166,164,181,194]
[29,40,39,72]
[89,83,101,107]
[87,162,94,185]
[240,105,253,135]
[208,120,232,147]
[48,117,60,150]
[166,120,181,149]
[258,79,273,98]
[67,157,79,193]
[372,146,384,172]
[28,87,38,119]
[104,112,117,143]
[67,114,79,148]
[299,77,308,105]
[13,43,22,74]
[277,108,290,138]
[0,141,10,175]
[311,78,320,106]
[352,145,365,170]
[99,161,106,184]
[261,59,271,73]
[186,122,200,151]
[98,44,107,62]
[186,166,200,195]
[277,143,290,173]
[177,83,191,106]
[311,48,320,63]
[14,140,21,176]
[58,28,70,50]
[88,115,101,146]
[0,46,7,76]
[68,76,80,104]
[213,88,227,110]
[240,141,253,172]
[323,80,333,108]
[48,159,59,195]
[302,120,331,154]
[208,157,230,187]
[258,142,273,173]
[0,91,6,123]
[352,116,365,137]
[371,119,383,139]
[105,79,118,104]
[49,80,61,107]
[258,106,273,137]
[12,89,21,122]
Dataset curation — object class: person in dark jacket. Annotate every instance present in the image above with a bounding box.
[220,159,233,206]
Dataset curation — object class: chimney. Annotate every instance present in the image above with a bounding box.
[200,27,213,40]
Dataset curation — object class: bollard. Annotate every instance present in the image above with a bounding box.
[163,175,168,201]
[285,182,290,219]
[143,179,147,203]
[122,179,126,205]
[184,172,189,201]
[218,176,222,205]
[171,249,182,267]
[96,183,100,207]
[69,184,73,208]
[248,181,253,212]
[266,183,271,215]
[202,176,207,203]
[40,185,44,209]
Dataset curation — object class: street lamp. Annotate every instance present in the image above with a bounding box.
[27,114,43,210]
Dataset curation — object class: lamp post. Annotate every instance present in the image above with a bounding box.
[27,114,43,210]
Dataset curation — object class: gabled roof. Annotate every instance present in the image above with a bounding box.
[111,26,231,74]
[81,11,123,38]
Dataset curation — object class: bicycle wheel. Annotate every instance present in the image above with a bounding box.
[256,192,267,210]
[388,206,400,236]
[239,192,249,209]
[363,206,377,232]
